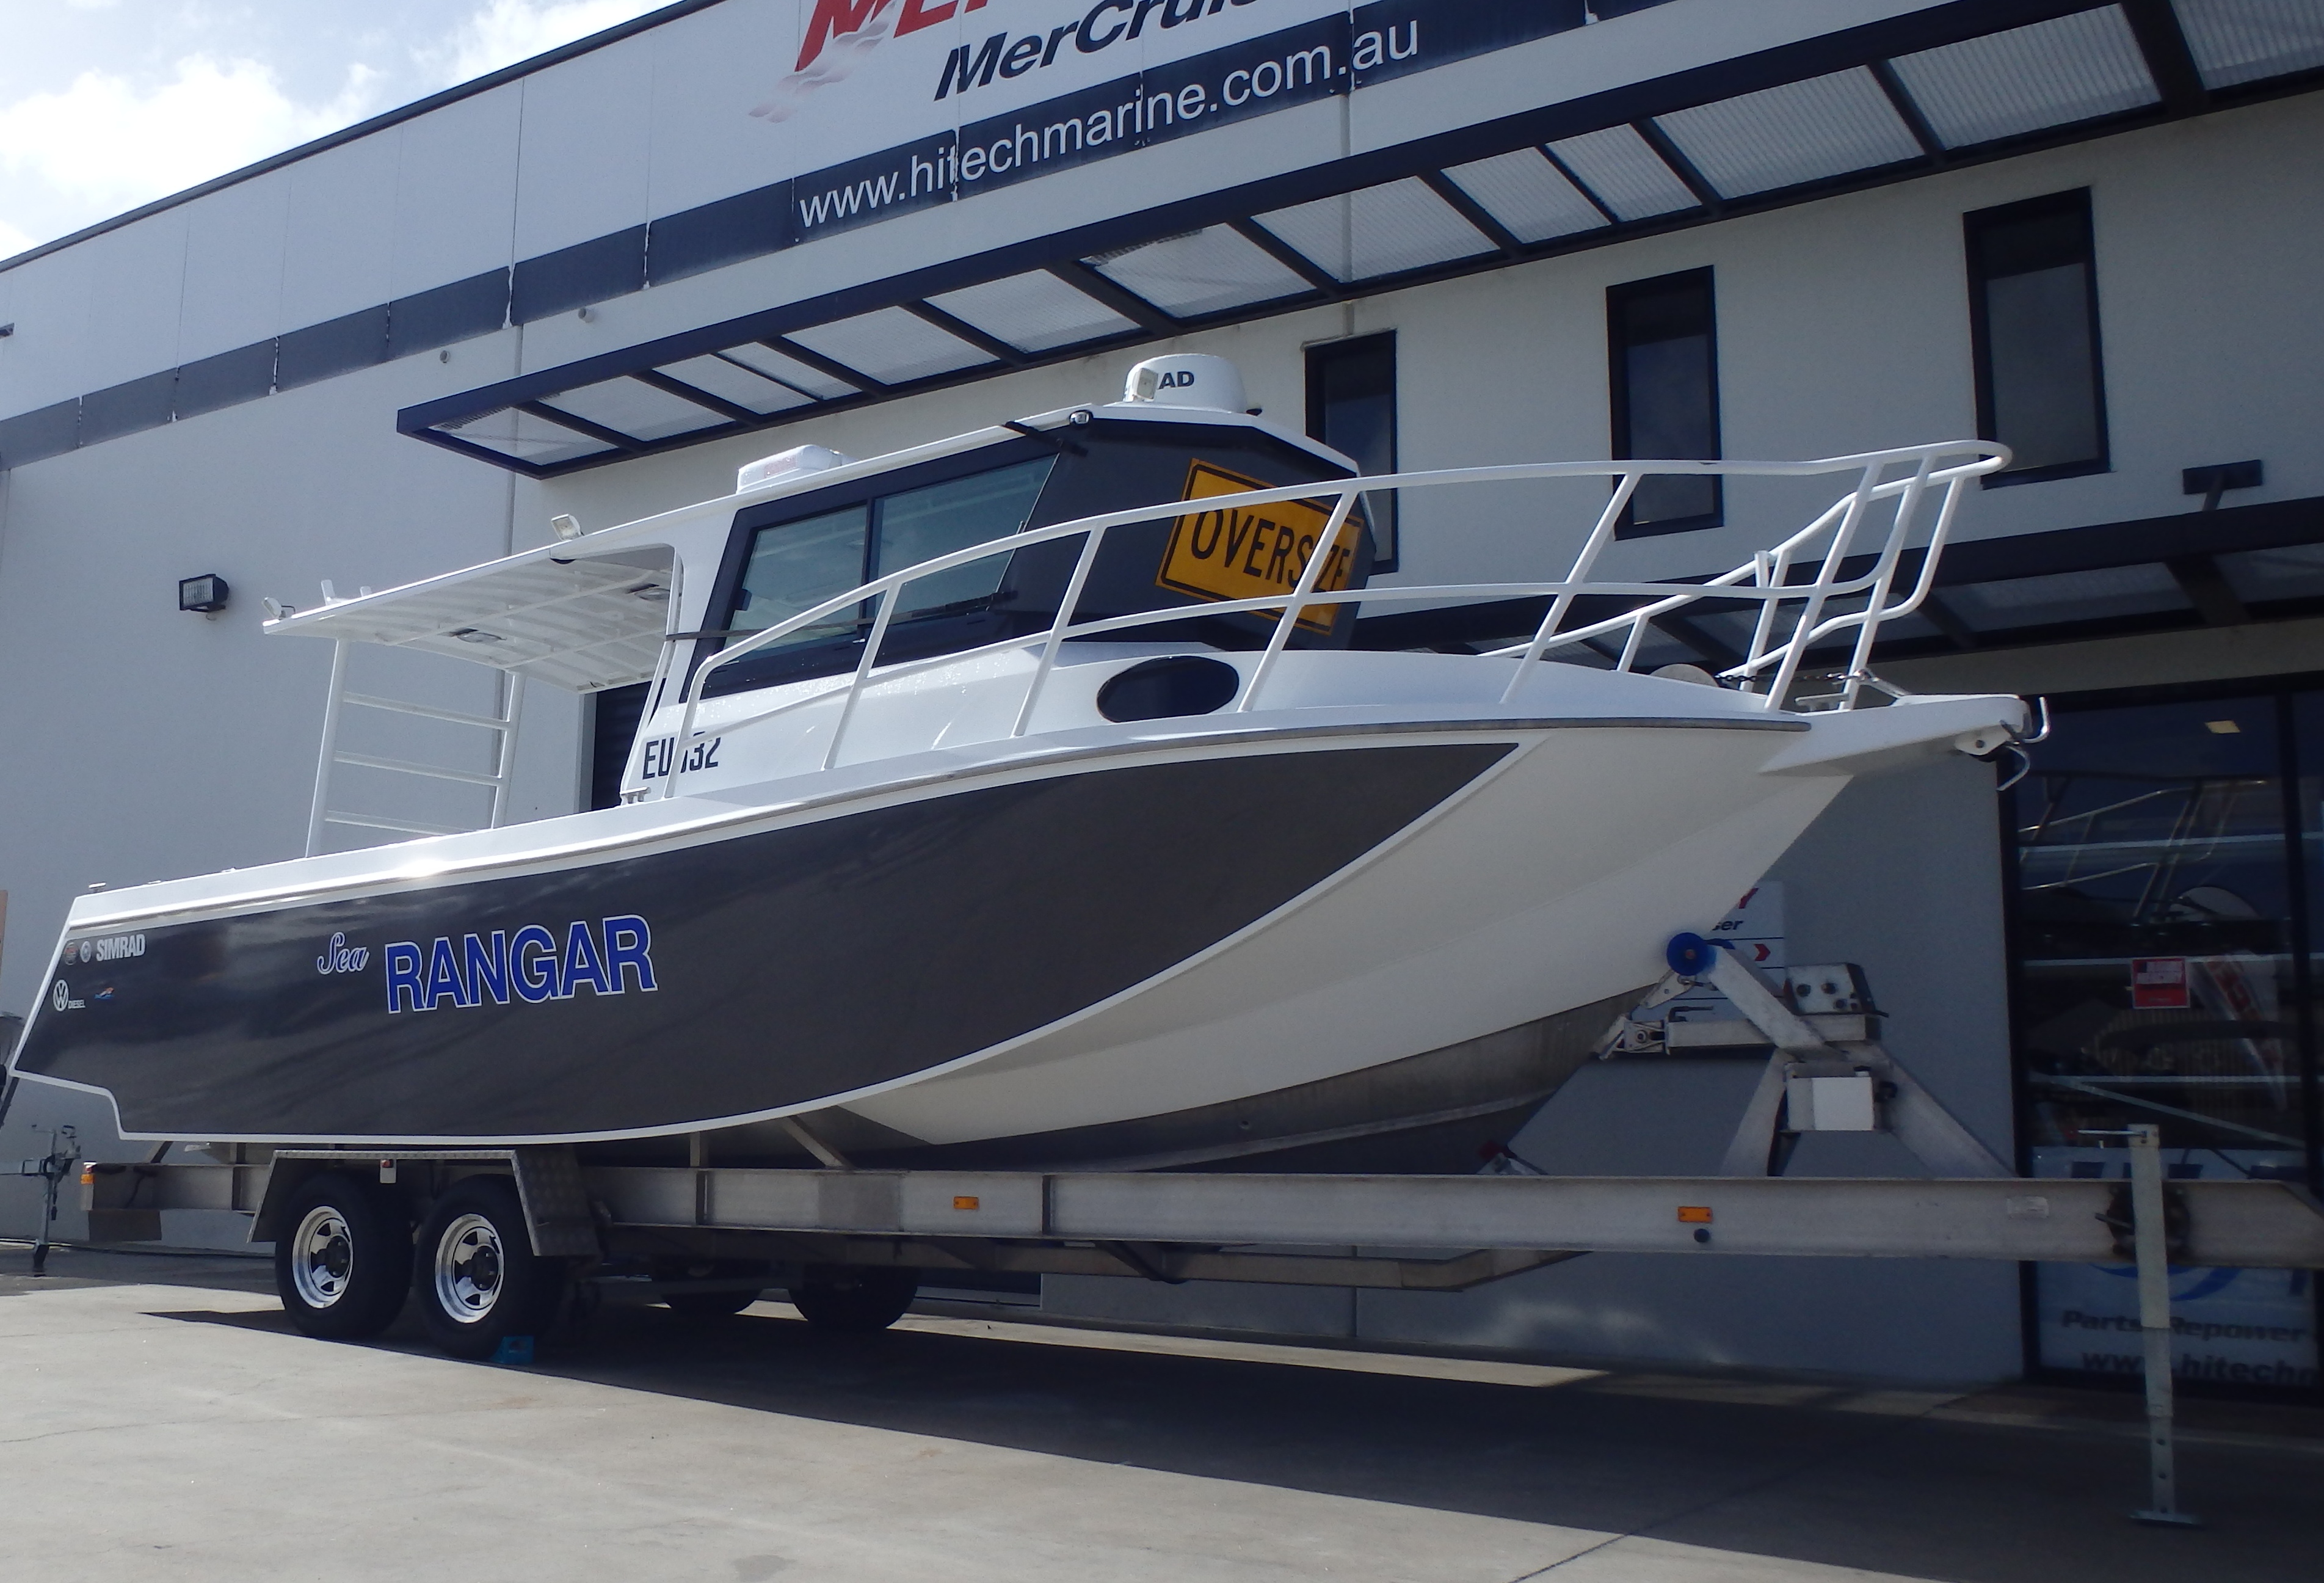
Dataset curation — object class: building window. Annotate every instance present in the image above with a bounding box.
[1966,189,2107,484]
[1608,268,1720,535]
[1305,332,1398,571]
[2006,684,2323,1394]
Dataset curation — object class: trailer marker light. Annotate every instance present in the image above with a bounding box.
[953,1196,980,1210]
[79,1169,95,1186]
[1676,1206,1713,1224]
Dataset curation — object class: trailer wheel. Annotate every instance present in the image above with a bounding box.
[788,1265,918,1333]
[274,1173,410,1341]
[415,1176,564,1360]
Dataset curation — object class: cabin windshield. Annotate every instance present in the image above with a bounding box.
[698,421,1370,699]
[725,456,1054,660]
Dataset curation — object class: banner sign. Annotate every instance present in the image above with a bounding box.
[707,0,1680,253]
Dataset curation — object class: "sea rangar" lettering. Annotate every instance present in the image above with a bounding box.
[382,915,656,1013]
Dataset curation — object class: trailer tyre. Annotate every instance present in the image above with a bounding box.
[274,1173,410,1341]
[788,1265,918,1333]
[415,1176,564,1360]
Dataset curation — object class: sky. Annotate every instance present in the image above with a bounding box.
[0,0,681,260]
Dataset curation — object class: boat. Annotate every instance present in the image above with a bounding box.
[3,355,2025,1174]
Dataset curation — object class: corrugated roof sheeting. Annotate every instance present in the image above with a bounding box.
[441,406,615,465]
[1653,69,1924,197]
[2218,540,2324,601]
[1086,227,1310,315]
[1545,126,1700,219]
[1890,5,2159,148]
[2173,0,2324,87]
[1254,180,1494,281]
[548,377,727,442]
[783,307,990,384]
[1441,149,1608,242]
[656,354,816,414]
[926,272,1138,352]
[1943,562,2191,630]
[722,343,857,400]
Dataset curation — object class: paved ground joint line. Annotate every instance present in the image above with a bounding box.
[1502,1394,1959,1581]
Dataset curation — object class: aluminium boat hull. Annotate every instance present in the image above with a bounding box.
[7,702,1847,1162]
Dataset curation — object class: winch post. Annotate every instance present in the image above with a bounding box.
[2124,1123,2199,1527]
[1687,944,2010,1179]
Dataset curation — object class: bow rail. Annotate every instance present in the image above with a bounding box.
[634,440,2009,798]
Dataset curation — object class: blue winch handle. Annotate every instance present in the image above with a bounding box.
[1665,933,1721,977]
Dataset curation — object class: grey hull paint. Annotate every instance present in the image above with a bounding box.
[15,743,1507,1142]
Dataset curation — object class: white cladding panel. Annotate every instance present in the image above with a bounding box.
[0,247,100,415]
[645,0,814,219]
[73,214,190,396]
[390,84,525,299]
[279,134,402,330]
[513,39,657,260]
[178,171,292,366]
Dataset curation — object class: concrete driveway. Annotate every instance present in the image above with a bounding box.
[2,1245,2317,1582]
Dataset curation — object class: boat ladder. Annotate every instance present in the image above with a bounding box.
[303,614,527,856]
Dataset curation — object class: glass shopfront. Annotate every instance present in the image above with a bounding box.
[2006,681,2322,1394]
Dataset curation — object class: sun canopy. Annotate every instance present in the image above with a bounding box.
[264,544,677,693]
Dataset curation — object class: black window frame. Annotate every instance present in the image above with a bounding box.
[1304,331,1400,572]
[1966,188,2110,488]
[1607,267,1722,537]
[692,436,1060,696]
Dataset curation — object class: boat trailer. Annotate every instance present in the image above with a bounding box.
[68,945,2324,1526]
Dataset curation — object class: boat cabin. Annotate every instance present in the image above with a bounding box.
[269,354,1375,729]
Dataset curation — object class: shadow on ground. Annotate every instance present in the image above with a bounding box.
[16,1243,2321,1583]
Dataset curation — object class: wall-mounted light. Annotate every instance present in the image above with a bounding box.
[551,514,584,541]
[179,573,230,614]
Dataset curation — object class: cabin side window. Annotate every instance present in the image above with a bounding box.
[730,502,871,646]
[719,455,1055,675]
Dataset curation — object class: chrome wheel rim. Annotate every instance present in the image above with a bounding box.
[434,1212,504,1325]
[290,1204,355,1309]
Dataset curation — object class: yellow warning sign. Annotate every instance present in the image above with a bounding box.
[1156,461,1365,633]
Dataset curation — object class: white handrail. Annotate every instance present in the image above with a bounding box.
[633,441,2008,796]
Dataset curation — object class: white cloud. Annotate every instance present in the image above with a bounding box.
[0,55,383,218]
[424,0,669,87]
[0,216,36,261]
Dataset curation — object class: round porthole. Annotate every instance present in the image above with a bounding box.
[1096,655,1241,722]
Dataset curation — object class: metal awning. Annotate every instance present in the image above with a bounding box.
[399,0,2324,478]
